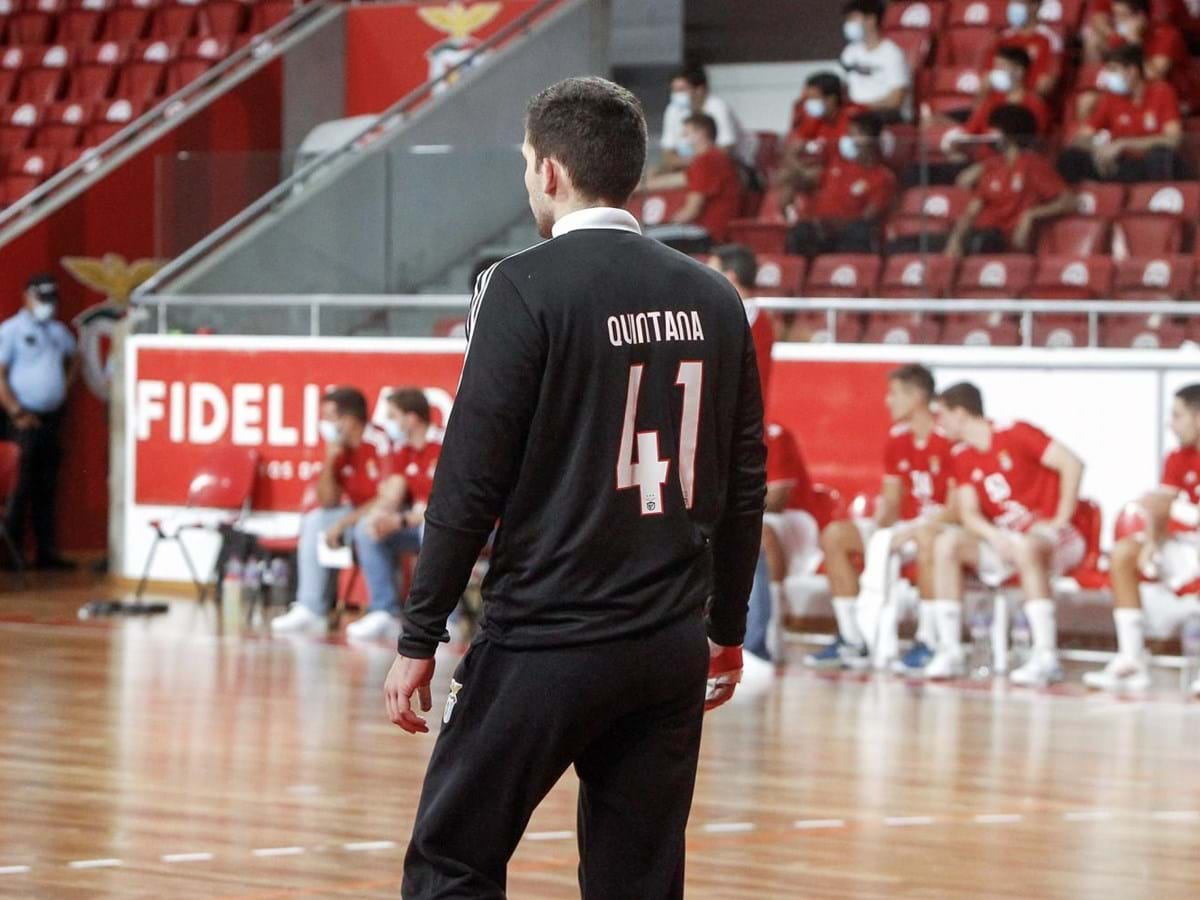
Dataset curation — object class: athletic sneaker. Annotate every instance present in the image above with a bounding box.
[1082,655,1151,692]
[804,637,869,670]
[345,610,402,643]
[892,640,934,675]
[1190,675,1200,697]
[923,648,965,680]
[1009,651,1065,687]
[270,604,328,636]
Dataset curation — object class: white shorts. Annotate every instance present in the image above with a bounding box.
[974,525,1086,589]
[1153,532,1200,593]
[854,517,931,562]
[763,509,820,575]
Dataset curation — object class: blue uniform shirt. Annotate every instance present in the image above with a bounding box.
[0,308,76,414]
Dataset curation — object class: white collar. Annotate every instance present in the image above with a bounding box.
[551,206,642,238]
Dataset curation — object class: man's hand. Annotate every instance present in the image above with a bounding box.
[1093,141,1122,177]
[384,654,436,734]
[365,510,403,541]
[1137,540,1160,579]
[1011,211,1036,251]
[986,526,1019,561]
[705,641,742,712]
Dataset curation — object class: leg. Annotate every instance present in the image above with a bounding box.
[1084,537,1151,690]
[1009,531,1067,685]
[352,519,404,616]
[295,506,351,615]
[3,424,39,557]
[912,521,944,647]
[924,528,980,678]
[821,519,864,599]
[28,412,63,562]
[807,519,868,667]
[1056,147,1098,184]
[743,550,773,661]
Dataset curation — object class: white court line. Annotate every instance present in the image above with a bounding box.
[974,814,1023,824]
[793,819,845,830]
[252,847,305,858]
[1064,811,1113,822]
[0,866,31,875]
[525,831,574,841]
[884,816,936,827]
[161,852,214,864]
[68,859,121,869]
[1149,811,1200,822]
[343,841,397,852]
[701,822,756,834]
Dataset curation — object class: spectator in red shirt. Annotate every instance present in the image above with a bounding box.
[1058,43,1186,182]
[1111,0,1197,111]
[707,244,775,400]
[962,47,1052,139]
[945,105,1075,256]
[989,0,1062,98]
[1085,0,1200,65]
[775,72,857,214]
[349,388,442,643]
[785,111,897,256]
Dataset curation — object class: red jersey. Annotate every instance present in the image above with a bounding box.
[990,28,1061,92]
[951,420,1086,534]
[1161,445,1200,505]
[809,156,897,221]
[1087,80,1181,140]
[686,146,742,242]
[786,105,856,160]
[964,90,1051,137]
[883,423,954,521]
[332,425,392,507]
[745,300,775,402]
[765,421,816,514]
[391,439,442,505]
[972,150,1066,239]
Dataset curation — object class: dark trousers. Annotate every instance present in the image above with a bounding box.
[402,611,710,900]
[786,218,879,256]
[1056,146,1188,184]
[1,408,63,562]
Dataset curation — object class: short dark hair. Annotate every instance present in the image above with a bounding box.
[806,71,844,101]
[849,110,884,140]
[1103,42,1145,70]
[322,387,368,423]
[711,244,758,288]
[889,364,935,399]
[676,66,708,88]
[1176,384,1200,412]
[1113,0,1149,13]
[684,112,718,143]
[843,0,883,20]
[525,76,648,207]
[988,103,1039,145]
[995,45,1032,72]
[938,382,985,417]
[388,387,431,424]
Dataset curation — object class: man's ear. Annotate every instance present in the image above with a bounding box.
[541,156,559,198]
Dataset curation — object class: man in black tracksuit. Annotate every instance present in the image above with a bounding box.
[384,76,767,900]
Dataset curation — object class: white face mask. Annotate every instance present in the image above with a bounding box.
[669,90,691,110]
[1006,1,1029,28]
[677,138,696,160]
[318,420,341,445]
[843,19,865,43]
[804,97,828,119]
[838,135,860,160]
[989,68,1015,93]
[1116,20,1140,42]
[31,300,55,322]
[1101,69,1130,96]
[383,418,405,443]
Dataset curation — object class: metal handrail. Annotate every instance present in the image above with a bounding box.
[134,0,567,298]
[0,0,332,241]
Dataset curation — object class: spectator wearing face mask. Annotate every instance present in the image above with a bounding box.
[775,72,858,214]
[0,273,79,571]
[945,105,1075,257]
[785,112,897,257]
[840,0,911,123]
[1085,0,1198,112]
[1085,0,1200,63]
[987,0,1063,99]
[655,66,752,175]
[1057,43,1186,183]
[271,387,393,636]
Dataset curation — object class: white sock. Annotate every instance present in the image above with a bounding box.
[833,596,865,647]
[1114,608,1145,659]
[1025,599,1058,654]
[916,601,938,647]
[767,582,784,659]
[934,600,962,653]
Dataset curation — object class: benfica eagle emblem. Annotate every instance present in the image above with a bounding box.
[418,2,502,94]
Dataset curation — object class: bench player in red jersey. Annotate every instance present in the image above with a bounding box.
[1085,384,1200,694]
[928,382,1086,685]
[708,245,775,400]
[810,364,954,670]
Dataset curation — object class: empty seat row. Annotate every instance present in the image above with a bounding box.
[0,96,144,147]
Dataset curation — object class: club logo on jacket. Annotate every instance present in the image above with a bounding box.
[444,679,463,724]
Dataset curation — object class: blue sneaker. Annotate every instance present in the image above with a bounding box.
[804,637,868,670]
[892,640,934,675]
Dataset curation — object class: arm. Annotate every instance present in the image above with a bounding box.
[671,193,706,226]
[644,170,688,191]
[955,482,1003,544]
[764,481,793,514]
[944,197,984,257]
[1139,488,1176,548]
[1040,440,1084,530]
[1145,54,1172,83]
[1110,121,1183,155]
[874,477,904,528]
[65,352,81,390]
[1012,190,1077,251]
[314,444,344,508]
[0,365,21,419]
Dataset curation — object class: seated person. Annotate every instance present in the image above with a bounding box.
[785,111,897,257]
[945,105,1074,257]
[644,113,744,251]
[707,244,775,399]
[840,0,911,122]
[776,72,858,213]
[988,0,1062,98]
[1084,384,1200,695]
[926,383,1086,685]
[960,47,1052,141]
[272,387,392,636]
[655,65,751,175]
[347,388,442,642]
[1058,43,1186,183]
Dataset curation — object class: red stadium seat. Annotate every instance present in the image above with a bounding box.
[938,27,997,67]
[33,122,80,148]
[7,146,58,179]
[1126,181,1200,218]
[1100,314,1188,348]
[0,71,16,104]
[115,39,176,101]
[884,0,946,30]
[806,254,882,297]
[753,130,780,174]
[1,174,43,203]
[1036,216,1109,257]
[877,254,957,297]
[947,0,1005,27]
[71,40,127,99]
[149,3,199,39]
[1027,255,1114,299]
[953,253,1035,298]
[8,12,55,44]
[0,101,36,149]
[928,66,985,116]
[754,254,806,295]
[28,0,68,12]
[102,5,153,41]
[1112,214,1184,259]
[45,99,91,124]
[1113,256,1195,300]
[630,188,687,227]
[16,66,65,104]
[166,35,228,90]
[883,29,932,73]
[201,0,246,37]
[941,314,1021,345]
[249,0,294,34]
[786,311,864,343]
[1074,182,1125,218]
[727,221,788,255]
[57,9,105,42]
[862,313,942,344]
[1,46,32,73]
[887,185,971,243]
[1033,315,1090,347]
[1038,0,1085,29]
[82,95,139,144]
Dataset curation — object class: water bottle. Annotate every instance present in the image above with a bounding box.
[968,611,992,678]
[1011,611,1033,668]
[221,557,243,629]
[1182,614,1200,689]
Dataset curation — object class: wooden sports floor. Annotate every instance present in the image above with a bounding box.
[2,577,1199,899]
